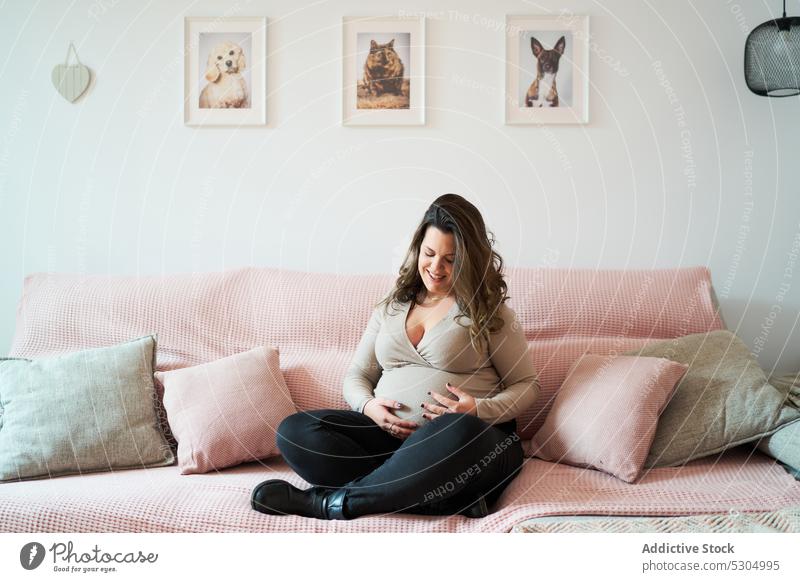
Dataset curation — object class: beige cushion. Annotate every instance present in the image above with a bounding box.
[0,335,175,482]
[624,330,800,468]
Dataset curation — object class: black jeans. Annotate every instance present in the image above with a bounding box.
[275,409,524,518]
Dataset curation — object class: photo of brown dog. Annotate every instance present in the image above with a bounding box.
[515,30,574,112]
[525,35,566,108]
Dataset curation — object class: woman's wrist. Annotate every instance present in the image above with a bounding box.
[360,397,375,414]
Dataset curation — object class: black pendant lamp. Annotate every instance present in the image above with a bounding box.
[745,0,800,96]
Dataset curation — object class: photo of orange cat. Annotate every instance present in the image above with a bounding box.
[356,33,410,109]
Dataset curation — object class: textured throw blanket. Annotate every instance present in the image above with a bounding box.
[512,505,800,533]
[3,446,800,533]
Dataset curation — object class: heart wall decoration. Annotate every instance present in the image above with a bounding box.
[52,43,91,103]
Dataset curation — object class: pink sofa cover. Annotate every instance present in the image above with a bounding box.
[8,265,725,439]
[4,265,800,532]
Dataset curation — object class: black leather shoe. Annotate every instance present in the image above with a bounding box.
[320,487,348,520]
[458,495,489,518]
[251,479,349,520]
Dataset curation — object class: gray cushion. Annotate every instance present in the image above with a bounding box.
[0,335,175,482]
[757,420,800,475]
[756,373,800,475]
[623,330,800,468]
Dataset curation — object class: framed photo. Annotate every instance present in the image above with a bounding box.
[505,14,589,125]
[342,16,425,126]
[184,16,267,126]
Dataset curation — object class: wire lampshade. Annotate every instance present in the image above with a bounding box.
[745,1,800,96]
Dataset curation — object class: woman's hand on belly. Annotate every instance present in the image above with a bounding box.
[363,397,420,440]
[421,382,477,419]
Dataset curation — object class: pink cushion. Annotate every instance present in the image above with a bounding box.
[529,354,688,483]
[155,346,297,475]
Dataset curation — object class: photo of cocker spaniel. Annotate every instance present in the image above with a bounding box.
[199,41,250,109]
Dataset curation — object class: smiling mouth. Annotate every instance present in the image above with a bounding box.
[427,270,446,282]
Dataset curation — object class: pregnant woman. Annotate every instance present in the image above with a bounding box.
[251,193,541,520]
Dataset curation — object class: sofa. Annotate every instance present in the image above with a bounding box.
[2,265,800,533]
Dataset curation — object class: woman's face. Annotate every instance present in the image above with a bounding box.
[417,226,456,297]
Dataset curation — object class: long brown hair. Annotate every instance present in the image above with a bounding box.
[378,193,509,351]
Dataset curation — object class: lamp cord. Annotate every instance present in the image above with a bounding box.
[783,0,787,19]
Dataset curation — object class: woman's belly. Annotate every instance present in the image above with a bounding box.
[374,365,501,426]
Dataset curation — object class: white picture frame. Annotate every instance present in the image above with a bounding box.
[342,15,425,126]
[184,16,267,126]
[505,14,589,125]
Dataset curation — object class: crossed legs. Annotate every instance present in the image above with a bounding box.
[275,409,523,518]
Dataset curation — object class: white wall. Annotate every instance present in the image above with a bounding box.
[1,0,799,374]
